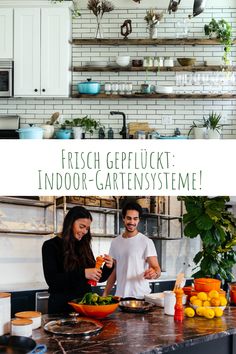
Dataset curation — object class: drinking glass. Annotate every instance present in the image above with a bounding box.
[118,82,126,95]
[104,82,111,95]
[111,82,119,95]
[125,82,133,95]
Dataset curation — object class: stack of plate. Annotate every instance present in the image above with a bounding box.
[85,61,108,67]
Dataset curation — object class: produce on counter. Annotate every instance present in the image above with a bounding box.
[76,292,118,305]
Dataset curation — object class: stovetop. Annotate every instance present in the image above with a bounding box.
[0,115,20,139]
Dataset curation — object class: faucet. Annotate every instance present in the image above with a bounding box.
[110,111,127,139]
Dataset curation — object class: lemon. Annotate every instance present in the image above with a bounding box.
[184,307,195,318]
[208,290,220,299]
[203,300,211,307]
[204,308,215,319]
[196,306,206,316]
[220,297,227,306]
[192,299,202,307]
[190,295,198,304]
[197,292,208,301]
[214,307,224,317]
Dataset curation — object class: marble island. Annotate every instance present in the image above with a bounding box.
[33,306,236,354]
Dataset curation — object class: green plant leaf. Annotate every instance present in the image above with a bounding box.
[193,251,203,265]
[184,222,199,238]
[196,214,213,230]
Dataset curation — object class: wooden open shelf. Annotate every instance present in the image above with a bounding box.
[0,197,53,208]
[72,38,236,46]
[73,65,235,73]
[0,229,53,236]
[72,93,236,99]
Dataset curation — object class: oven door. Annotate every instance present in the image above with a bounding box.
[0,68,12,97]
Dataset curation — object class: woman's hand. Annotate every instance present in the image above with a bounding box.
[85,268,102,282]
[103,254,113,268]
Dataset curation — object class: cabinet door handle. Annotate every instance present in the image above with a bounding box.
[42,89,46,92]
[34,89,38,92]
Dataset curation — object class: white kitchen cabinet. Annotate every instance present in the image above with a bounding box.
[0,9,13,58]
[14,7,70,97]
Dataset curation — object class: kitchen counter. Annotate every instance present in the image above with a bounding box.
[32,306,236,354]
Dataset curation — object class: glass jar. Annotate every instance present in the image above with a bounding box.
[143,56,153,68]
[164,56,174,67]
[154,56,164,68]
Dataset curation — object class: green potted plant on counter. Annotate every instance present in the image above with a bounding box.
[188,117,209,139]
[65,116,103,139]
[178,196,236,285]
[204,18,233,65]
[206,112,223,139]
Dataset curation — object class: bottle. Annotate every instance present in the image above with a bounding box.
[174,128,181,136]
[174,288,184,322]
[108,127,114,139]
[98,127,105,139]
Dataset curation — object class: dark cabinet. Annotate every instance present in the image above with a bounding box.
[11,291,36,317]
[151,278,193,293]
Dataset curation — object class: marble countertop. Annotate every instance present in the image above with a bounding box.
[32,306,236,354]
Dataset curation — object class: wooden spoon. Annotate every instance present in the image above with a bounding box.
[47,112,60,125]
[173,272,185,292]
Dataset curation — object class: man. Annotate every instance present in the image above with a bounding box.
[103,201,161,298]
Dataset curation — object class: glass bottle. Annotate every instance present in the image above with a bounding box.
[108,127,114,139]
[98,127,105,139]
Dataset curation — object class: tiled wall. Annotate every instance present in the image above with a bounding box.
[1,3,236,138]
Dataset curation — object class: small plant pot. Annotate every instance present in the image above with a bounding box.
[193,127,207,139]
[72,127,83,139]
[208,129,221,139]
[55,129,72,139]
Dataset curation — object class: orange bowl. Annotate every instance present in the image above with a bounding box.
[68,301,119,319]
[194,278,221,292]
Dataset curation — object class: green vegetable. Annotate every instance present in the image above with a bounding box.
[78,292,117,305]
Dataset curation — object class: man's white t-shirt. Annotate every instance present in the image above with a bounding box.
[109,232,157,298]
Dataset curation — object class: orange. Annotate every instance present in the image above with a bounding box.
[210,298,221,307]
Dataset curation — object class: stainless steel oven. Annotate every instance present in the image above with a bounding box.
[0,60,13,97]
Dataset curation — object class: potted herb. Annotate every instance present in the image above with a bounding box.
[144,9,164,39]
[178,196,236,284]
[64,117,85,139]
[65,116,102,138]
[188,117,208,139]
[206,111,223,139]
[204,18,233,65]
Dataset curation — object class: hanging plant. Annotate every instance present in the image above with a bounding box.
[204,18,233,65]
[51,0,81,18]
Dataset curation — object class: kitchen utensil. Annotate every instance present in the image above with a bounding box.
[17,126,44,139]
[177,57,196,66]
[173,272,185,292]
[77,79,101,95]
[0,335,47,354]
[55,129,72,139]
[47,112,60,125]
[41,125,54,139]
[68,300,119,319]
[155,86,173,94]
[0,293,11,335]
[44,316,103,336]
[194,278,221,292]
[116,56,130,67]
[11,319,33,337]
[15,311,42,330]
[132,59,143,67]
[193,0,206,17]
[119,300,154,313]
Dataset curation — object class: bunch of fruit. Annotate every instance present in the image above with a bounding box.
[184,290,227,319]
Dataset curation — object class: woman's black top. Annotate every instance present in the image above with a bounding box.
[42,236,113,314]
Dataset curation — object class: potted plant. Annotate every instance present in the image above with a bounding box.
[144,9,164,39]
[204,18,233,65]
[178,196,236,285]
[65,116,102,139]
[87,0,115,39]
[206,112,223,139]
[188,117,209,139]
[64,117,86,139]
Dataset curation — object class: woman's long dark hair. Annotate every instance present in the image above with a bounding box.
[62,206,95,271]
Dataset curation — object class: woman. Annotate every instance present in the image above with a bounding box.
[42,206,114,314]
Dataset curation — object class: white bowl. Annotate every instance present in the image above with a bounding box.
[116,56,130,67]
[155,86,173,94]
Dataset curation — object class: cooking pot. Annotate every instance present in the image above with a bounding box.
[0,335,47,354]
[16,125,44,139]
[77,78,101,95]
[193,0,206,17]
[55,129,72,139]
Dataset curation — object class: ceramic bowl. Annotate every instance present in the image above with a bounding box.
[194,278,221,292]
[116,56,130,67]
[177,57,196,66]
[155,86,173,94]
[68,300,119,319]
